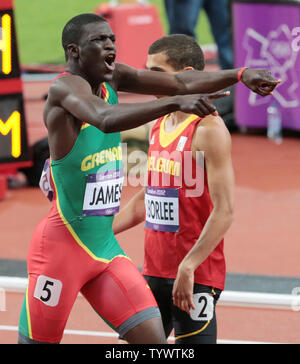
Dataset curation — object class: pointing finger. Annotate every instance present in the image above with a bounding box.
[208,91,230,101]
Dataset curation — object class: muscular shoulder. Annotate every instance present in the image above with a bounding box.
[192,114,231,157]
[45,75,92,118]
[44,75,92,130]
[48,74,92,103]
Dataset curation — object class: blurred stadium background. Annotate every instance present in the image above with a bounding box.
[13,0,213,65]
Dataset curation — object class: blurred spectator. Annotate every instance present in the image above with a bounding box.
[164,0,233,70]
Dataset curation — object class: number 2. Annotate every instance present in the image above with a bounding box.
[190,293,214,321]
[197,295,208,319]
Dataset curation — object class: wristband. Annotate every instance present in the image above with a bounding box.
[237,67,248,82]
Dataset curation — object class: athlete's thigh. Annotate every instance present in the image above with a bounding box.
[172,284,221,344]
[81,257,161,338]
[19,272,79,344]
[144,275,174,338]
[18,218,89,343]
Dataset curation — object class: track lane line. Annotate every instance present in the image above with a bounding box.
[0,325,281,344]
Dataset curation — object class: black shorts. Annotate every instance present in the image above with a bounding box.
[144,275,222,344]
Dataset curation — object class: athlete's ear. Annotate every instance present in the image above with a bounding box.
[67,44,79,59]
[183,66,194,71]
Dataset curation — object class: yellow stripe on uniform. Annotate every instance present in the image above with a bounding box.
[175,320,210,341]
[81,123,91,130]
[159,114,200,148]
[25,283,33,339]
[102,82,110,102]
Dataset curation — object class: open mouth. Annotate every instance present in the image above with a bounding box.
[104,54,116,72]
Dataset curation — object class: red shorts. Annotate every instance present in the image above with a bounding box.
[18,217,159,343]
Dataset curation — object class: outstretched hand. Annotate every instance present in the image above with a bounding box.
[241,69,281,96]
[207,90,231,101]
[177,91,230,118]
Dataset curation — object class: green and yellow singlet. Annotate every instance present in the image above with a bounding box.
[49,82,127,262]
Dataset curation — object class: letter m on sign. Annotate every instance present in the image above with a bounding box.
[0,111,21,158]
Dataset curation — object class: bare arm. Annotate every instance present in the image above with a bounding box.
[172,117,235,314]
[115,63,280,96]
[47,75,226,134]
[113,187,146,235]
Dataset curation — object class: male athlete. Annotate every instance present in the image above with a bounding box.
[18,13,279,344]
[113,34,234,344]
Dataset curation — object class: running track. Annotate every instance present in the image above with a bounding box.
[0,76,300,344]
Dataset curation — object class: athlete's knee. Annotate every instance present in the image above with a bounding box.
[18,331,59,345]
[124,317,167,344]
[121,308,167,344]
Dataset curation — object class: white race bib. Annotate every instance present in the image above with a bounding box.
[83,169,124,216]
[39,158,54,202]
[145,186,179,232]
[190,293,214,321]
[34,275,62,307]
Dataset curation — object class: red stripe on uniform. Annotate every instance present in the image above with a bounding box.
[101,83,108,101]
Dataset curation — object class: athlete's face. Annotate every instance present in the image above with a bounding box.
[146,51,178,75]
[77,21,116,82]
[146,52,193,98]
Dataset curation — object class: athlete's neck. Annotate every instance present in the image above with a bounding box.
[165,111,190,133]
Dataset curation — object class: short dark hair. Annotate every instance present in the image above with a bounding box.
[148,34,205,71]
[62,13,107,58]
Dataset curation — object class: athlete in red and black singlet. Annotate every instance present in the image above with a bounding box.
[144,114,226,289]
[143,113,225,343]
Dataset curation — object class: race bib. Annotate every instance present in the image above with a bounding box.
[145,186,179,232]
[190,293,214,321]
[39,158,54,202]
[34,275,63,307]
[83,169,124,217]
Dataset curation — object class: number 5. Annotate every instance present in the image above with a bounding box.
[33,275,62,307]
[40,280,54,302]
